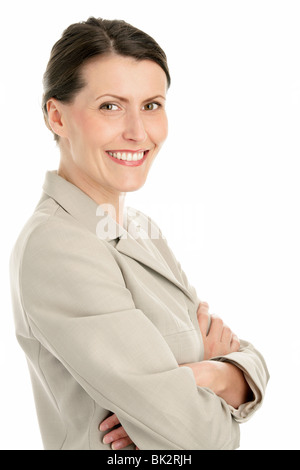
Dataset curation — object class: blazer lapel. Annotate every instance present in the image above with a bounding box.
[115,229,195,302]
[42,171,194,301]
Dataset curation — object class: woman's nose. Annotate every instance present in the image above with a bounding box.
[122,110,147,143]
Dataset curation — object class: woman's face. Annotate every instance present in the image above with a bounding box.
[54,54,168,197]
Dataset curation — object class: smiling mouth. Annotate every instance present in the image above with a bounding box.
[106,150,149,166]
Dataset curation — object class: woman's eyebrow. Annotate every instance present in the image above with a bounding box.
[95,94,166,102]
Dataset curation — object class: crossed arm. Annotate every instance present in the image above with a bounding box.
[99,301,253,449]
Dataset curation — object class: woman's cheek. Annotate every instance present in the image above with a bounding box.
[156,114,168,144]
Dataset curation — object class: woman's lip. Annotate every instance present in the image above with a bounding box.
[106,150,149,167]
[107,149,146,153]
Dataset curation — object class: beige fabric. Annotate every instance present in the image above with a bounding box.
[10,170,269,450]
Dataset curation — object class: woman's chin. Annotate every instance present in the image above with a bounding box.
[121,183,146,193]
[117,177,148,193]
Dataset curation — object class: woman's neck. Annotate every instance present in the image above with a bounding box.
[57,161,126,227]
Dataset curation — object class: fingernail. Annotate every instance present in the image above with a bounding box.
[100,423,108,431]
[103,435,113,444]
[112,442,121,450]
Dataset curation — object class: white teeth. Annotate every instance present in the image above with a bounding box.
[108,151,145,161]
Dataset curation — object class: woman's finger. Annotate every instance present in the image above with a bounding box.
[197,311,210,337]
[220,324,233,344]
[231,334,240,352]
[208,314,224,340]
[111,436,134,450]
[99,413,120,431]
[197,301,209,315]
[103,425,131,445]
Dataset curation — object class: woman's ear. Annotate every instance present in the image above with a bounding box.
[47,99,67,139]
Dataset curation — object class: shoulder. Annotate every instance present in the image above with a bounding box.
[11,197,116,283]
[13,198,80,257]
[10,198,60,275]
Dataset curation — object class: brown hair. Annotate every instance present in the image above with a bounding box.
[42,17,171,141]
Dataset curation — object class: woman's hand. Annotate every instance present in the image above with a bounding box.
[180,360,252,408]
[197,301,240,359]
[99,302,247,447]
[99,414,138,450]
[180,301,252,408]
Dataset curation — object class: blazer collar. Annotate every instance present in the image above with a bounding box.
[41,171,194,301]
[42,170,126,240]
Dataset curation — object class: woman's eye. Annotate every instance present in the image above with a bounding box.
[143,102,161,111]
[99,103,119,111]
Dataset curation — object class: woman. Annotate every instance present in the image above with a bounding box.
[10,17,269,450]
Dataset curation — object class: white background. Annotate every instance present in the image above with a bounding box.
[1,0,299,450]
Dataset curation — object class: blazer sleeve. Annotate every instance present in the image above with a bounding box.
[152,228,270,423]
[20,218,240,450]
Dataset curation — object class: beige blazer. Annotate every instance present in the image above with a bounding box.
[10,171,269,450]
